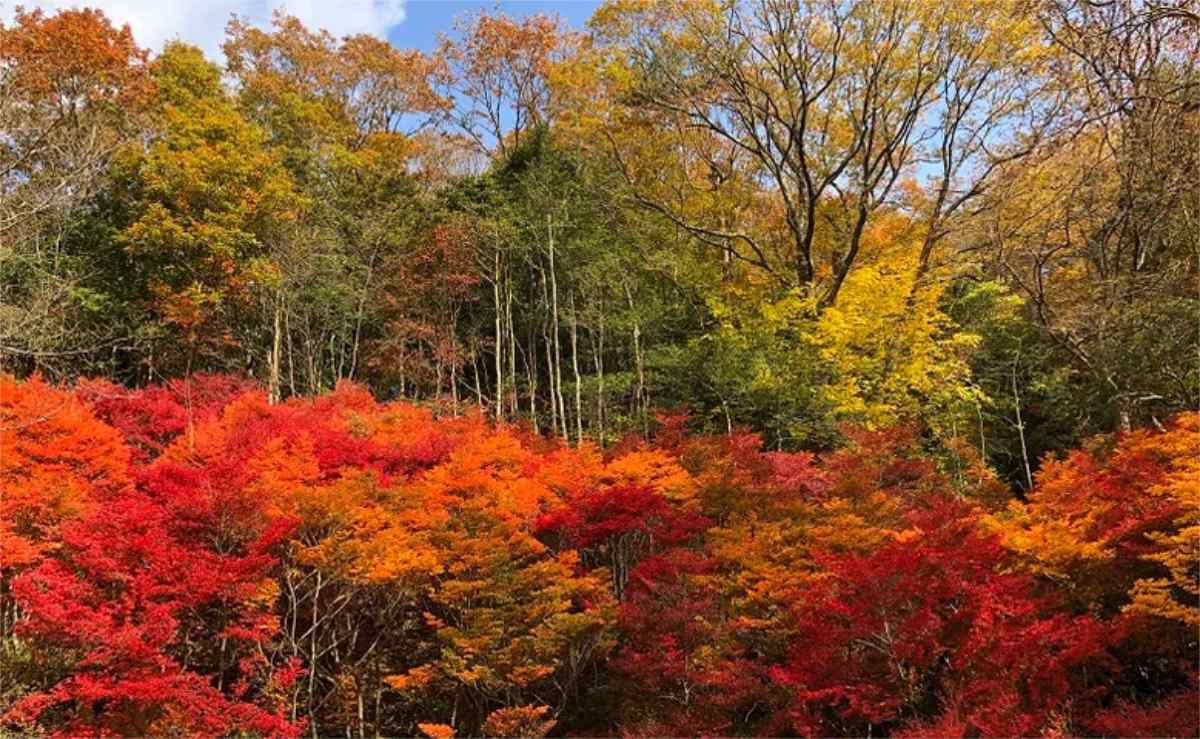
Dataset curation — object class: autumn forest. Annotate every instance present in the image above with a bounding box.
[0,0,1197,737]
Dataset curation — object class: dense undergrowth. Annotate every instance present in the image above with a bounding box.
[1,373,1196,737]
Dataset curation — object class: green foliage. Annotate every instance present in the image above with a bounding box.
[3,1,1195,496]
[651,289,834,447]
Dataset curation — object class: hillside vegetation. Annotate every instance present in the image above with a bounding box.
[0,0,1197,736]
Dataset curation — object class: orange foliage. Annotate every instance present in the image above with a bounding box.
[482,704,556,738]
[0,374,131,572]
[988,413,1200,616]
[0,6,151,109]
[2,374,1195,737]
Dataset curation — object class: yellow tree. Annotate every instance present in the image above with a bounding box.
[589,0,1057,306]
[114,42,301,380]
[809,213,985,433]
[354,430,616,736]
[1126,415,1200,626]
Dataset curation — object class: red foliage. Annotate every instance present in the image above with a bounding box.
[6,448,300,736]
[76,374,259,464]
[615,550,766,737]
[821,425,944,508]
[764,449,829,499]
[1086,681,1200,738]
[537,484,708,551]
[771,498,1115,737]
[3,374,1196,738]
[536,480,711,610]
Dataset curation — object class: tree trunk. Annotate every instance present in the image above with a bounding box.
[492,249,503,422]
[625,284,646,434]
[472,349,484,410]
[548,215,568,439]
[593,304,605,444]
[1012,353,1034,492]
[540,270,558,434]
[544,318,558,435]
[269,294,283,404]
[285,306,297,396]
[505,266,518,416]
[570,292,583,444]
[526,320,539,432]
[348,254,376,381]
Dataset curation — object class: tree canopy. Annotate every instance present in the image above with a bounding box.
[1,2,1196,736]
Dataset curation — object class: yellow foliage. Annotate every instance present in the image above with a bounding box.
[990,414,1200,619]
[709,487,907,641]
[982,499,1111,581]
[811,255,983,432]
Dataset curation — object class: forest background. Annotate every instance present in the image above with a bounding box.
[0,1,1198,735]
[2,0,1195,487]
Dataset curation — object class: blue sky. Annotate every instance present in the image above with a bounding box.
[3,0,601,61]
[390,1,600,51]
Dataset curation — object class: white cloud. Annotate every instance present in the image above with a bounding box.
[5,0,407,60]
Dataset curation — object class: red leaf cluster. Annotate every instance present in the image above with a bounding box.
[1,374,1195,737]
